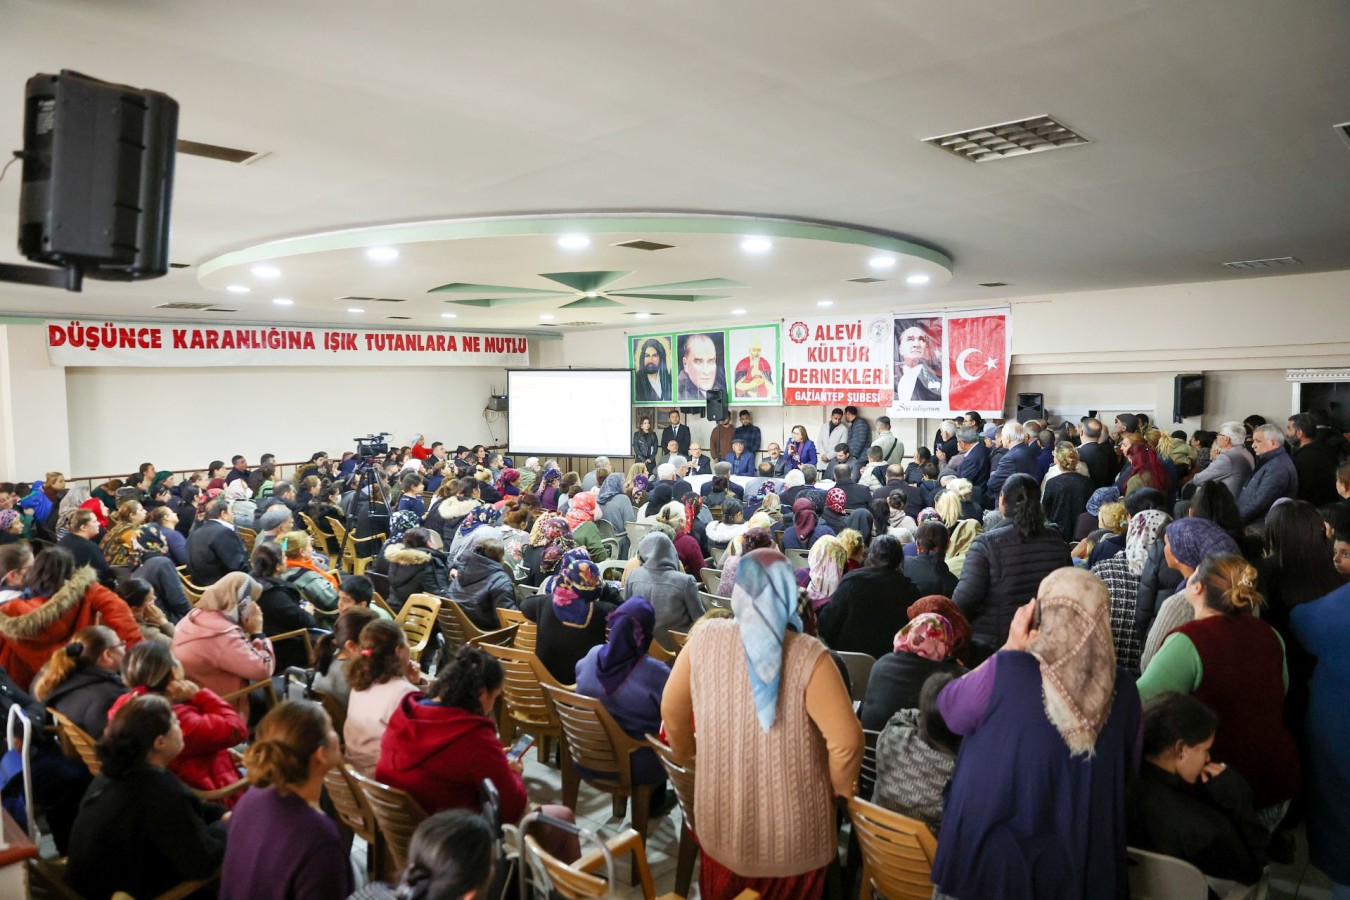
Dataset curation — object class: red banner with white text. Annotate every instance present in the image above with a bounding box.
[44,321,530,368]
[782,315,895,406]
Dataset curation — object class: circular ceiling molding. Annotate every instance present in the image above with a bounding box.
[196,212,953,330]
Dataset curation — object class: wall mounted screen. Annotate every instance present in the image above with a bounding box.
[507,369,632,457]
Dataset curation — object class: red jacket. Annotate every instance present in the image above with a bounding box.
[0,566,142,690]
[376,693,527,824]
[109,686,248,806]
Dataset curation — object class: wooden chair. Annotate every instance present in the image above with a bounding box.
[858,728,882,801]
[324,764,387,880]
[514,582,540,605]
[699,567,722,594]
[469,623,519,647]
[175,566,208,605]
[1125,846,1210,899]
[299,512,334,554]
[668,630,689,649]
[847,796,938,900]
[837,651,876,703]
[27,856,219,900]
[518,814,657,900]
[269,627,315,665]
[237,526,258,554]
[371,591,397,619]
[480,643,567,764]
[497,608,538,654]
[346,531,386,576]
[396,593,441,662]
[346,765,428,875]
[544,685,658,843]
[219,676,279,710]
[313,688,348,738]
[647,640,676,665]
[646,735,699,897]
[50,710,100,775]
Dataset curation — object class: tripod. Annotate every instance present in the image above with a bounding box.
[342,458,393,572]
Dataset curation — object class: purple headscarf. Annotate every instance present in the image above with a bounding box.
[595,596,657,693]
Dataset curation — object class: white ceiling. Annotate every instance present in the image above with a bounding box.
[0,0,1348,333]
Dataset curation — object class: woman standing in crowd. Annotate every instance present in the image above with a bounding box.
[1093,509,1171,673]
[172,571,274,717]
[1138,519,1240,668]
[220,701,350,900]
[953,475,1071,661]
[1126,692,1268,884]
[113,641,249,805]
[310,607,378,709]
[521,558,618,684]
[662,549,862,899]
[65,695,228,900]
[1137,554,1300,819]
[633,416,659,474]
[32,625,127,738]
[344,619,422,775]
[1041,442,1093,535]
[861,609,969,731]
[783,496,835,551]
[932,568,1141,899]
[0,546,141,690]
[624,532,701,647]
[818,535,917,659]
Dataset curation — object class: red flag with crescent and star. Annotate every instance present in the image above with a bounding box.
[945,312,1009,414]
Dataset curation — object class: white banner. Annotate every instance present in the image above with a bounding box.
[44,320,529,368]
[782,315,895,406]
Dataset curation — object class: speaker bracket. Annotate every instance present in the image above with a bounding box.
[0,261,83,292]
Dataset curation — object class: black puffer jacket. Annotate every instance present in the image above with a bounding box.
[44,666,126,739]
[952,519,1072,649]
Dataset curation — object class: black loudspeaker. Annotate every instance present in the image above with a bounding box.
[18,70,179,281]
[1174,374,1205,421]
[1015,392,1044,423]
[705,389,728,422]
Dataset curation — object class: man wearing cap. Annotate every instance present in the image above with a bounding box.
[725,438,755,477]
[818,409,847,457]
[257,505,295,544]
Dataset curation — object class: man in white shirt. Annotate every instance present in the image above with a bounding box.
[818,408,847,455]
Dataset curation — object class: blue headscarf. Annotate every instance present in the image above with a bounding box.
[458,504,501,536]
[596,472,626,508]
[1086,486,1121,516]
[731,549,803,732]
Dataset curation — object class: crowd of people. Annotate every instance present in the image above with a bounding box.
[0,404,1346,899]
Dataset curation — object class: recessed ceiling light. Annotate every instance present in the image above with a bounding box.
[557,234,591,249]
[251,265,280,279]
[906,273,931,285]
[634,312,651,319]
[741,237,772,254]
[225,285,250,294]
[585,291,599,298]
[440,312,458,319]
[366,247,399,261]
[272,297,293,306]
[817,299,834,307]
[730,309,747,316]
[868,256,896,269]
[347,307,365,313]
[539,314,555,321]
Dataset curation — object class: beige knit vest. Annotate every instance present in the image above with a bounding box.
[687,620,835,877]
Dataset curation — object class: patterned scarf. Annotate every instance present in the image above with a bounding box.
[529,515,569,548]
[1125,510,1171,577]
[595,596,656,693]
[496,468,521,497]
[458,505,501,537]
[907,595,972,665]
[731,549,803,732]
[388,510,421,542]
[825,487,847,515]
[551,559,602,625]
[893,613,953,661]
[564,492,597,531]
[541,545,587,587]
[806,534,846,608]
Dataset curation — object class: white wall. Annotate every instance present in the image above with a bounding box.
[0,323,72,480]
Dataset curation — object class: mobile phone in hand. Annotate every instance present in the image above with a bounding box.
[1030,598,1042,632]
[506,734,535,762]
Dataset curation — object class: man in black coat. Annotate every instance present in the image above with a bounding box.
[1288,413,1340,507]
[833,464,874,511]
[1076,418,1118,489]
[186,498,249,585]
[956,427,991,490]
[984,423,1040,508]
[660,410,691,456]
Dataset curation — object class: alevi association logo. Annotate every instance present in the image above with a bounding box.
[788,321,810,344]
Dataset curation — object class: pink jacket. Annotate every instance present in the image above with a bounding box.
[171,608,274,716]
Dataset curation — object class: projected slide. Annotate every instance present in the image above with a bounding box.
[507,369,632,457]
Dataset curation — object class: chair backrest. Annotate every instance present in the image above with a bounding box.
[347,765,428,874]
[497,607,527,628]
[237,526,258,553]
[858,728,881,801]
[313,688,348,738]
[480,643,564,729]
[847,796,938,900]
[513,583,538,606]
[698,590,728,612]
[544,685,640,791]
[599,536,620,561]
[699,567,721,594]
[624,520,652,548]
[49,710,100,775]
[397,593,441,660]
[645,735,696,832]
[710,544,729,567]
[1125,847,1210,899]
[598,559,627,582]
[522,833,610,900]
[647,640,676,665]
[837,651,876,702]
[323,766,377,844]
[435,595,483,655]
[668,630,688,649]
[593,519,616,541]
[366,570,392,602]
[786,547,809,569]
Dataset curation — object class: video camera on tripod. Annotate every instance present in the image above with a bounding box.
[352,433,391,459]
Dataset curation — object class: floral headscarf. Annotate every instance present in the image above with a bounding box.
[806,534,846,608]
[825,487,848,515]
[631,473,649,493]
[458,505,502,536]
[596,596,657,693]
[550,558,603,624]
[893,613,954,661]
[907,595,972,664]
[541,545,587,586]
[496,468,521,497]
[680,493,702,535]
[529,515,570,548]
[132,524,168,558]
[731,549,803,731]
[388,509,421,542]
[1124,509,1171,577]
[542,467,562,485]
[917,507,942,525]
[564,492,598,531]
[0,510,21,532]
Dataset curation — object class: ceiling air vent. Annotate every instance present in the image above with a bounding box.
[338,296,375,301]
[1335,122,1350,151]
[925,115,1088,162]
[204,308,238,313]
[170,263,191,269]
[177,139,269,165]
[155,302,215,310]
[560,321,601,327]
[978,281,1009,287]
[613,240,675,252]
[847,277,887,284]
[622,311,662,316]
[1222,257,1301,271]
[369,298,406,303]
[385,315,411,320]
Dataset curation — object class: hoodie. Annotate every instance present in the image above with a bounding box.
[623,533,701,646]
[445,550,515,631]
[375,694,528,823]
[0,566,142,690]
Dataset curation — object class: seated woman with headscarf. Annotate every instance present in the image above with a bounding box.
[596,472,636,540]
[716,526,776,599]
[872,669,963,834]
[537,467,563,512]
[654,501,704,577]
[563,493,609,562]
[448,505,505,570]
[661,549,862,899]
[171,572,275,717]
[860,607,970,731]
[930,568,1142,900]
[575,596,671,811]
[782,496,835,551]
[624,532,701,647]
[493,468,522,509]
[802,533,847,610]
[522,517,572,588]
[521,559,619,684]
[130,524,193,622]
[1092,509,1170,673]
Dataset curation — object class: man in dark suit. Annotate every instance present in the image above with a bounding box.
[700,461,745,499]
[686,443,713,476]
[984,422,1041,508]
[833,464,874,510]
[1075,418,1118,489]
[956,427,991,490]
[187,497,250,585]
[660,410,691,456]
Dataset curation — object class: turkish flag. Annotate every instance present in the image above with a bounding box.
[946,313,1009,414]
